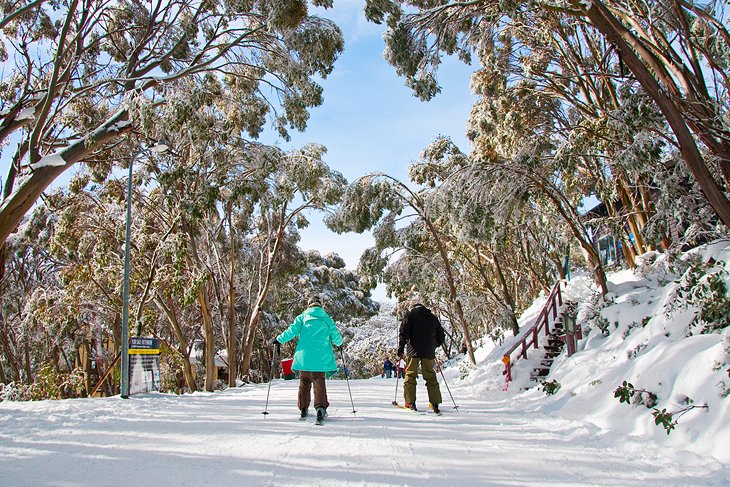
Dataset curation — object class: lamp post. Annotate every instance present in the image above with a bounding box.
[121,143,167,399]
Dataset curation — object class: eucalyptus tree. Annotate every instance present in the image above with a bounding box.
[415,136,570,335]
[327,173,477,364]
[0,0,344,250]
[239,144,347,382]
[364,0,730,228]
[0,205,67,384]
[296,250,379,322]
[463,17,667,258]
[141,137,278,391]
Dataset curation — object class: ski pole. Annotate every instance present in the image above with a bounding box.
[339,347,357,415]
[435,358,459,411]
[392,368,400,406]
[262,342,279,415]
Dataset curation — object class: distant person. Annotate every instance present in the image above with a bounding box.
[272,295,343,422]
[383,358,394,378]
[460,341,468,355]
[396,356,406,379]
[398,300,445,413]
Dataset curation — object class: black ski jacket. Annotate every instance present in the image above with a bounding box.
[398,304,445,359]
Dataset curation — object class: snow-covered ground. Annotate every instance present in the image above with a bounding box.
[1,378,727,486]
[1,240,729,486]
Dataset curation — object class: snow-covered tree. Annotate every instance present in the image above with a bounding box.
[0,0,344,248]
[363,0,730,228]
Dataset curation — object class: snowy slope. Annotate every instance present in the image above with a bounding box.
[1,241,729,485]
[0,379,727,486]
[450,239,730,465]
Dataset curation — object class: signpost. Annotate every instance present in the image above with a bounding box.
[128,337,161,394]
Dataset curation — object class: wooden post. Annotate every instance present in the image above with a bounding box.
[502,355,511,383]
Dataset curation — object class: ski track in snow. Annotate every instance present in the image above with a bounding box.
[0,378,728,486]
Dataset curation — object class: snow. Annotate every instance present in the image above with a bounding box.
[1,240,729,485]
[15,107,36,121]
[28,153,67,170]
[0,379,727,486]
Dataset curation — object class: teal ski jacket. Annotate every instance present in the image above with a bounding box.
[275,306,344,373]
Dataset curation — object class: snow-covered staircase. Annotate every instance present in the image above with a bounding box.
[501,280,572,385]
[529,320,566,383]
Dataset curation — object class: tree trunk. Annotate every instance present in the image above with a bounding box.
[492,252,520,336]
[617,179,647,255]
[155,295,197,393]
[226,206,237,387]
[577,0,730,228]
[423,218,476,364]
[0,108,132,246]
[606,199,637,268]
[0,311,20,382]
[197,281,216,392]
[240,222,286,382]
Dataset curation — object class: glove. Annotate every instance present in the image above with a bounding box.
[271,338,281,352]
[335,345,343,352]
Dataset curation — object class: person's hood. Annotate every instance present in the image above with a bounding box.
[306,306,330,319]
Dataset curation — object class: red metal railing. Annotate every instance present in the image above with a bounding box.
[502,280,564,383]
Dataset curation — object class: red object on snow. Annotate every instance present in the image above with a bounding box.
[281,358,295,380]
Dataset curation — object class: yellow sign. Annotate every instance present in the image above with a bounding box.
[129,348,160,355]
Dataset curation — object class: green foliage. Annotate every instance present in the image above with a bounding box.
[159,344,187,394]
[668,254,730,335]
[540,379,561,395]
[613,381,657,408]
[615,382,708,435]
[651,401,709,436]
[325,176,403,234]
[584,294,612,336]
[0,365,86,402]
[458,361,474,380]
[652,408,677,435]
[614,381,634,404]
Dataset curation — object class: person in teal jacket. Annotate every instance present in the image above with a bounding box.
[273,295,343,421]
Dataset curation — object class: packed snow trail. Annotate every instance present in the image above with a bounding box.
[0,378,727,486]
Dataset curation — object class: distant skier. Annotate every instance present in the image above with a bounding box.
[383,358,394,378]
[272,295,344,423]
[396,356,406,379]
[397,299,445,413]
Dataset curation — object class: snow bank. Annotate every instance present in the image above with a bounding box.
[452,239,730,463]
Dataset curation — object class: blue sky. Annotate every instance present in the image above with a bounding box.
[0,1,478,302]
[269,1,478,300]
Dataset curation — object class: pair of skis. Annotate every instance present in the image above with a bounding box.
[299,411,327,425]
[392,402,443,416]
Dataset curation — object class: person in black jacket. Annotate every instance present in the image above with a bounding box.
[397,301,445,413]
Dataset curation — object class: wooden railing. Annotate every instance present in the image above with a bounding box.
[502,280,564,383]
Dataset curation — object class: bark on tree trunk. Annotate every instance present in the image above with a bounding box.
[606,199,637,268]
[197,282,216,392]
[155,295,197,393]
[240,221,286,382]
[618,180,647,255]
[0,311,20,382]
[227,206,237,387]
[493,252,520,336]
[423,218,476,364]
[0,108,133,246]
[577,0,730,228]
